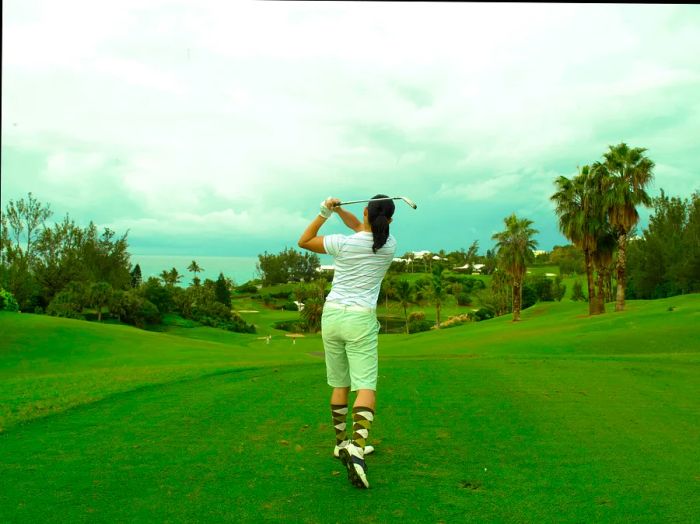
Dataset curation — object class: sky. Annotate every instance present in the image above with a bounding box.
[3,1,700,260]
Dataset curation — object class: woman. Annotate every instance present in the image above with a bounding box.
[298,194,397,489]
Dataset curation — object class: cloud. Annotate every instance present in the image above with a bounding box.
[2,2,699,254]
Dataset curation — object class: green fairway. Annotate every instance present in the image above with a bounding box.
[1,295,699,522]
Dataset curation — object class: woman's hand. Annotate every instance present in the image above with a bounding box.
[320,197,341,218]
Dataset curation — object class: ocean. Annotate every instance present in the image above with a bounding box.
[130,255,259,285]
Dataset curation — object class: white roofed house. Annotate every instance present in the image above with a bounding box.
[454,262,485,274]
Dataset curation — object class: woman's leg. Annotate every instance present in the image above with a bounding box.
[331,387,350,405]
[354,389,375,411]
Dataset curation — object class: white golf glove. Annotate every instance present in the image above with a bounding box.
[319,197,336,219]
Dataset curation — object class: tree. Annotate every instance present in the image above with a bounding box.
[393,279,414,334]
[88,281,113,321]
[571,280,587,301]
[551,166,609,315]
[550,245,585,276]
[430,266,448,328]
[299,279,326,332]
[256,248,320,286]
[130,264,143,288]
[626,191,700,298]
[215,272,232,308]
[465,240,479,272]
[599,143,655,311]
[4,192,52,260]
[491,214,538,321]
[187,260,203,285]
[160,267,182,287]
[482,249,497,275]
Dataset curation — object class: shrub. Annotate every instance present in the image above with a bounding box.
[0,288,19,312]
[407,311,432,333]
[471,307,495,321]
[47,288,85,319]
[522,285,538,310]
[282,301,299,311]
[437,313,472,329]
[111,290,161,328]
[235,282,259,294]
[456,292,472,306]
[273,320,304,332]
[190,301,256,334]
[571,280,587,301]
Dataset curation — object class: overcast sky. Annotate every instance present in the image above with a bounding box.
[3,1,699,258]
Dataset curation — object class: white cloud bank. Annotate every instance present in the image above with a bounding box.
[3,2,699,251]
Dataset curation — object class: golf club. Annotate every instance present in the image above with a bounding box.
[334,196,418,209]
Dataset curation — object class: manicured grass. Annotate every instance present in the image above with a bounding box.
[1,294,699,522]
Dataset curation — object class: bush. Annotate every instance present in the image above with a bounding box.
[282,301,299,311]
[0,288,19,312]
[47,288,85,319]
[111,290,161,328]
[522,285,538,310]
[407,311,432,334]
[456,292,472,306]
[273,320,304,332]
[235,282,259,294]
[437,313,472,329]
[270,291,294,299]
[190,301,256,334]
[571,280,587,301]
[142,277,173,314]
[471,307,495,321]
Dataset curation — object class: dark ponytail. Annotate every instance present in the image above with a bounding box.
[368,194,395,254]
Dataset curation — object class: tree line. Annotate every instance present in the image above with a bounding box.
[0,193,254,333]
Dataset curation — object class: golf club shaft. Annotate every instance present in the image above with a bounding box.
[334,197,416,208]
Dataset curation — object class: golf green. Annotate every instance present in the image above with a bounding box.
[1,295,699,522]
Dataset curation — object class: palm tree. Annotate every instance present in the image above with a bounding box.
[491,214,538,321]
[159,267,182,287]
[430,266,448,328]
[551,166,608,315]
[393,279,414,334]
[599,143,655,311]
[187,260,204,286]
[465,240,479,272]
[590,230,617,315]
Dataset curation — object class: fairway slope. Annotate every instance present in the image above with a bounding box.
[1,296,699,522]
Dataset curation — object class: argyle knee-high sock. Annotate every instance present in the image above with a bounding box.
[331,404,348,445]
[351,406,374,451]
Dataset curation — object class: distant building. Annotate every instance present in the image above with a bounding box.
[454,263,485,274]
[533,250,548,256]
[316,265,335,272]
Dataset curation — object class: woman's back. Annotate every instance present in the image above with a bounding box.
[324,231,397,308]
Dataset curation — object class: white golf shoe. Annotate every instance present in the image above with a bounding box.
[339,442,369,489]
[334,440,374,458]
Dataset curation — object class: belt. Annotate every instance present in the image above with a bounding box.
[324,301,376,313]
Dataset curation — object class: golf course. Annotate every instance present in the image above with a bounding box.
[2,293,698,523]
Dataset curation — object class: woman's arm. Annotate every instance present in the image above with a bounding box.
[334,206,363,233]
[298,214,328,254]
[298,198,337,254]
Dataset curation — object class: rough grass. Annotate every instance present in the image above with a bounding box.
[1,294,699,522]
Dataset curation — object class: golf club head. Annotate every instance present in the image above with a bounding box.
[399,196,418,209]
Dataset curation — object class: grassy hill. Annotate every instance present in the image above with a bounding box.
[1,294,699,522]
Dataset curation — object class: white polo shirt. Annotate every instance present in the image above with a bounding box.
[323,231,398,309]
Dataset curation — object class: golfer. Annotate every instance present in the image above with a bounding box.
[298,194,397,489]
